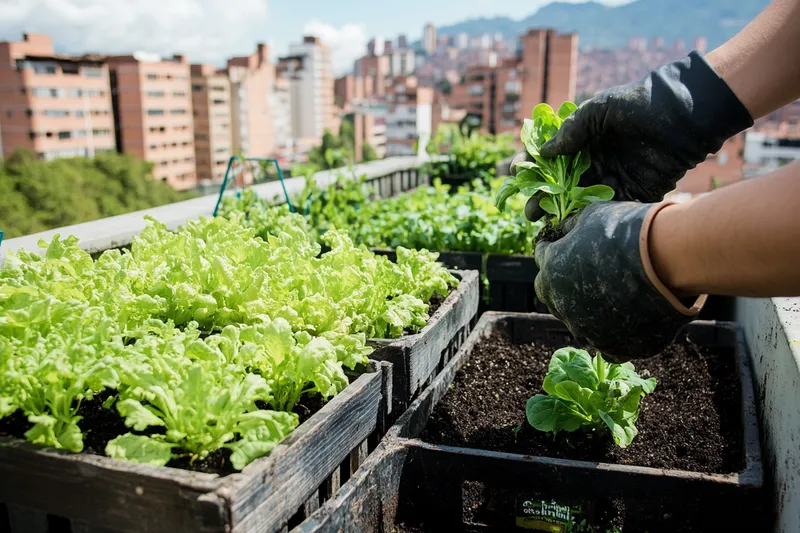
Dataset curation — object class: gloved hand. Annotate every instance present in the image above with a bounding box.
[534,201,706,362]
[513,51,753,221]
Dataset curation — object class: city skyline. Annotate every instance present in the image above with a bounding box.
[0,0,635,74]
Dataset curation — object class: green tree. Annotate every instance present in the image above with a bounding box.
[0,150,194,239]
[362,143,378,162]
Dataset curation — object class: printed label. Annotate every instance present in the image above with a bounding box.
[515,497,583,532]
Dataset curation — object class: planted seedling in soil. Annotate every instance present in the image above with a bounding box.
[494,102,615,242]
[526,347,656,448]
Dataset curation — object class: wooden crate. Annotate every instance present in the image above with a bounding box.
[294,312,765,532]
[0,360,390,533]
[369,270,480,415]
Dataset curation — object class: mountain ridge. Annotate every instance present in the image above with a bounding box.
[436,0,769,50]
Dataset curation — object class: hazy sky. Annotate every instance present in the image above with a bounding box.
[0,0,634,73]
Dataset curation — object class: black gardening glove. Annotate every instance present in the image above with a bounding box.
[534,201,706,362]
[514,51,753,221]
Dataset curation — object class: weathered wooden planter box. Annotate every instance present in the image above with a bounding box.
[0,269,479,533]
[293,312,765,532]
[369,270,480,415]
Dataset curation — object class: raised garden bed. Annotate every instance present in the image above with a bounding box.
[293,312,765,532]
[370,270,480,415]
[0,266,479,533]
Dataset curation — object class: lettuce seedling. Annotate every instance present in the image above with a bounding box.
[526,347,656,448]
[495,102,615,226]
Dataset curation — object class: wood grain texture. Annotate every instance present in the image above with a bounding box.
[220,368,383,533]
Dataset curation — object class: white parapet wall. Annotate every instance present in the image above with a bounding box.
[736,297,800,533]
[0,155,427,265]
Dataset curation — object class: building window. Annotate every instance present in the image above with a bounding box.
[92,129,111,136]
[173,91,186,97]
[29,132,36,140]
[43,109,70,117]
[147,90,165,97]
[58,131,71,140]
[147,73,158,80]
[5,110,11,118]
[170,109,187,115]
[68,88,82,97]
[83,67,103,78]
[147,109,165,116]
[33,63,57,75]
[192,84,204,92]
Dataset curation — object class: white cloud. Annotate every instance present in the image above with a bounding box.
[0,0,270,65]
[302,20,367,75]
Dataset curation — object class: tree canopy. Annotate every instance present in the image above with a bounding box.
[0,151,195,239]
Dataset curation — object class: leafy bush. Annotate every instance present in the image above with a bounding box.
[0,150,194,239]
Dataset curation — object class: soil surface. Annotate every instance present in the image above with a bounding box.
[0,391,326,476]
[426,293,446,319]
[421,329,744,474]
[535,223,564,244]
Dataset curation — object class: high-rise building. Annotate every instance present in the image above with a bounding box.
[652,36,665,50]
[456,33,469,49]
[107,52,195,190]
[359,54,390,98]
[286,36,335,142]
[398,35,408,49]
[0,33,116,160]
[227,43,275,158]
[384,75,434,156]
[270,73,293,161]
[388,49,416,78]
[190,63,232,184]
[450,28,577,136]
[423,24,437,56]
[520,29,578,122]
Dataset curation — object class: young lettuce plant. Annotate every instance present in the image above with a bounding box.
[526,347,656,447]
[495,102,615,228]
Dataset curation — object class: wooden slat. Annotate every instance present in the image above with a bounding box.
[292,444,410,533]
[0,440,225,533]
[5,505,48,533]
[221,369,383,533]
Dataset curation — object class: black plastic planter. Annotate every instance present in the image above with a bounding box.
[372,249,547,314]
[293,312,765,533]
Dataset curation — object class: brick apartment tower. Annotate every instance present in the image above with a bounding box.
[0,33,115,160]
[190,64,233,184]
[520,29,578,121]
[287,36,335,144]
[227,43,275,158]
[384,76,434,156]
[106,53,196,190]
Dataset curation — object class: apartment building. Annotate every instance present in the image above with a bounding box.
[190,64,232,184]
[286,36,335,144]
[423,24,437,56]
[384,76,433,157]
[445,28,577,136]
[270,74,293,161]
[0,33,115,160]
[106,53,195,190]
[520,29,578,118]
[359,54,390,98]
[227,43,275,159]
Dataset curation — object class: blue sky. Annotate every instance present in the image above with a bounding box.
[0,0,633,74]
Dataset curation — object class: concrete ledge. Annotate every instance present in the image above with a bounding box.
[0,155,426,265]
[735,297,800,533]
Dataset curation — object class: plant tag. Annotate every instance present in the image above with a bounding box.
[515,496,584,532]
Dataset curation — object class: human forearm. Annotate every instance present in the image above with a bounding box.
[706,0,800,119]
[649,162,800,298]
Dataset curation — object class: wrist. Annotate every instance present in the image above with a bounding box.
[642,202,705,313]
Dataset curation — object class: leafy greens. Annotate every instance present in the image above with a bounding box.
[495,102,615,225]
[526,347,656,447]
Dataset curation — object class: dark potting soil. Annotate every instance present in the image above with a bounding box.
[0,391,327,476]
[427,293,446,319]
[535,223,565,245]
[421,330,744,474]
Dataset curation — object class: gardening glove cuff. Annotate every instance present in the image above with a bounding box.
[534,201,707,362]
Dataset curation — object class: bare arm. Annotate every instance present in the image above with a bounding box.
[706,0,800,119]
[650,162,800,298]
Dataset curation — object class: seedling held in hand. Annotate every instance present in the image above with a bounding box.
[495,102,615,230]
